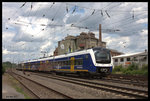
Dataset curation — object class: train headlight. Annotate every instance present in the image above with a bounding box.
[100,68,108,72]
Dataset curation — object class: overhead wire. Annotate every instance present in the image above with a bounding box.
[87,3,122,29]
[98,11,147,31]
[65,2,113,27]
[111,12,147,29]
[81,2,124,31]
[5,2,27,30]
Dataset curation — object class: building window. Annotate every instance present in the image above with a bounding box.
[120,58,124,62]
[127,58,130,61]
[115,59,118,62]
[133,57,138,61]
[141,56,147,61]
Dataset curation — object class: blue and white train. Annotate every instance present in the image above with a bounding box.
[17,47,113,77]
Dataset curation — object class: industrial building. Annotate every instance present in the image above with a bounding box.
[112,50,148,68]
[53,24,123,57]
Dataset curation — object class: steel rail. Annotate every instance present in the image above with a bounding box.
[31,72,148,99]
[9,72,73,99]
[7,72,40,99]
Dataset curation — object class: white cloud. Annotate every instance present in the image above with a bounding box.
[140,29,148,36]
[136,18,147,23]
[3,48,18,55]
[2,32,15,39]
[3,49,9,55]
[132,6,145,12]
[40,41,52,51]
[2,2,148,63]
[120,2,129,7]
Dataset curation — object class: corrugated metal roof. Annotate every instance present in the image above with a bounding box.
[112,51,147,58]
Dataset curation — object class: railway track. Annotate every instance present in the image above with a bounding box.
[15,69,147,87]
[108,74,148,82]
[101,77,148,88]
[56,73,148,88]
[57,73,148,87]
[7,72,73,99]
[29,72,148,99]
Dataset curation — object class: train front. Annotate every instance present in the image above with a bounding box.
[92,47,113,76]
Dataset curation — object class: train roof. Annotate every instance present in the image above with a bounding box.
[22,47,110,64]
[22,48,93,63]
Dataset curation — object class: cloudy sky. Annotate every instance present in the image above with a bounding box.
[2,2,148,63]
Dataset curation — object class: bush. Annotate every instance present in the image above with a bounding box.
[141,64,148,70]
[112,63,148,76]
[127,63,138,71]
[112,65,123,73]
[122,68,128,74]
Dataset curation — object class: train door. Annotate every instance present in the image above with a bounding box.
[70,57,75,72]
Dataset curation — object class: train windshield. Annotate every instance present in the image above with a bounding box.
[93,48,111,64]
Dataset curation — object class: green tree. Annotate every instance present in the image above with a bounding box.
[2,61,17,74]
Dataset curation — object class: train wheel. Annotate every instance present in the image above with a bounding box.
[99,76,102,79]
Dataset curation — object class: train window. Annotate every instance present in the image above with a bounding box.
[68,60,71,65]
[75,59,83,65]
[54,62,57,66]
[66,61,69,65]
[52,62,54,66]
[127,58,130,61]
[61,61,64,66]
[65,60,69,66]
[51,62,53,66]
[59,61,62,66]
[75,60,79,65]
[59,61,61,66]
[54,61,56,65]
[57,61,59,65]
[75,60,78,65]
[79,59,83,65]
[120,58,124,62]
[55,62,57,66]
[65,61,68,66]
[63,61,66,66]
[115,59,118,62]
[58,61,61,66]
[61,61,63,66]
[85,55,88,59]
[37,62,40,65]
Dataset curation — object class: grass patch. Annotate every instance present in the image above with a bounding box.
[7,74,31,99]
[13,85,31,99]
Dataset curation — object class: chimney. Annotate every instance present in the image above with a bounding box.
[99,24,102,41]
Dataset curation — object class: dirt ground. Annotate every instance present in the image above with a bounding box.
[2,73,25,99]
